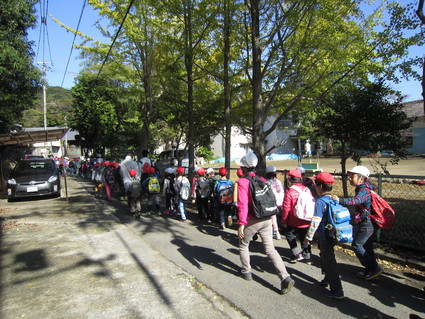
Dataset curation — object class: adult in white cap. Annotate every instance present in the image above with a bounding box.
[236,151,294,294]
[332,166,382,280]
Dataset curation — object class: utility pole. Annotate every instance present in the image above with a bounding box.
[36,61,51,130]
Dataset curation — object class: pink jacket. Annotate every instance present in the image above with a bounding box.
[237,172,268,226]
[281,183,311,228]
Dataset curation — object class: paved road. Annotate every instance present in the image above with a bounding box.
[1,176,424,319]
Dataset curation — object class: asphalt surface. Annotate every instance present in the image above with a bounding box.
[1,176,424,319]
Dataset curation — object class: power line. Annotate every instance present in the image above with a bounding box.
[96,0,135,79]
[61,0,87,87]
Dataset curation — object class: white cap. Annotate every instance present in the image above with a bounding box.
[266,165,276,173]
[236,151,258,168]
[296,166,306,174]
[348,166,370,178]
[206,168,215,175]
[165,167,175,174]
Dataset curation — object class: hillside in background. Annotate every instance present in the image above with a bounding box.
[22,86,72,128]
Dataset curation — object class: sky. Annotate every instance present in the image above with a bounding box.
[27,0,424,102]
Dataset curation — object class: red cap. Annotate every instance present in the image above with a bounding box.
[219,167,228,176]
[148,167,156,174]
[143,163,150,173]
[176,167,184,174]
[288,169,302,178]
[104,161,110,166]
[315,172,335,185]
[236,168,244,178]
[129,169,137,177]
[197,168,206,176]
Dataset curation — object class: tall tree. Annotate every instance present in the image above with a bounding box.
[313,80,413,196]
[0,0,42,133]
[70,72,134,156]
[239,0,424,172]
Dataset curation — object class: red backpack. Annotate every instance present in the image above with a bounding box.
[367,190,395,229]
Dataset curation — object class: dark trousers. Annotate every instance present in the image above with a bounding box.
[319,238,342,291]
[165,194,174,211]
[284,225,311,259]
[352,218,378,272]
[196,197,210,220]
[217,203,232,224]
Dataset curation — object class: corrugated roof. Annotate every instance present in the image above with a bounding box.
[0,127,69,146]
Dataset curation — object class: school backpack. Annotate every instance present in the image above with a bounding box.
[245,175,278,218]
[197,177,211,199]
[321,197,353,243]
[105,168,115,184]
[148,177,161,194]
[128,179,142,198]
[215,179,234,205]
[165,178,175,197]
[179,177,191,200]
[291,185,316,221]
[365,190,395,229]
[268,178,284,205]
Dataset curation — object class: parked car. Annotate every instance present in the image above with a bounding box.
[7,159,61,201]
[155,149,196,175]
[24,154,44,159]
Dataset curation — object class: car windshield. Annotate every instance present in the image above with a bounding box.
[13,160,55,177]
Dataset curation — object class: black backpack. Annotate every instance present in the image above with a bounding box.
[197,177,211,199]
[128,179,142,198]
[105,168,115,184]
[245,175,277,218]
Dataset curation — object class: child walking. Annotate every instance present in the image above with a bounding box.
[174,167,190,222]
[142,167,161,214]
[266,166,284,240]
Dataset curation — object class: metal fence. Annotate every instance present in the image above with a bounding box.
[229,169,425,251]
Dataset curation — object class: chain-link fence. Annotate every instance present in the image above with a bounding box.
[229,169,425,251]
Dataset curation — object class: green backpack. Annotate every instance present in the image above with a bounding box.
[148,177,160,194]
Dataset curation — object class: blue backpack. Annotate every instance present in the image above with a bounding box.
[215,179,234,205]
[321,197,353,243]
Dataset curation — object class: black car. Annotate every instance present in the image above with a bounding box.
[7,159,61,201]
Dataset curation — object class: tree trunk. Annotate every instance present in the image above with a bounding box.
[327,139,334,155]
[249,0,267,175]
[223,0,232,177]
[341,141,349,197]
[184,0,195,181]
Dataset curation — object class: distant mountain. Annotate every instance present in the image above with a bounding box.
[23,86,73,128]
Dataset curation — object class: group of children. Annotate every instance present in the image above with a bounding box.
[88,151,383,300]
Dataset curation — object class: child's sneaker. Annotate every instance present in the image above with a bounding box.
[227,216,233,227]
[365,267,383,280]
[324,289,344,300]
[273,230,281,240]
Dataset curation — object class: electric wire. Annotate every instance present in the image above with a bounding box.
[61,0,87,87]
[96,0,135,79]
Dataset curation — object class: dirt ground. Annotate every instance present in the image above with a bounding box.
[227,156,425,176]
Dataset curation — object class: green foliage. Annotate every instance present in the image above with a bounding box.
[314,80,413,165]
[0,0,42,133]
[53,0,422,165]
[70,72,130,154]
[196,146,214,162]
[22,86,73,128]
